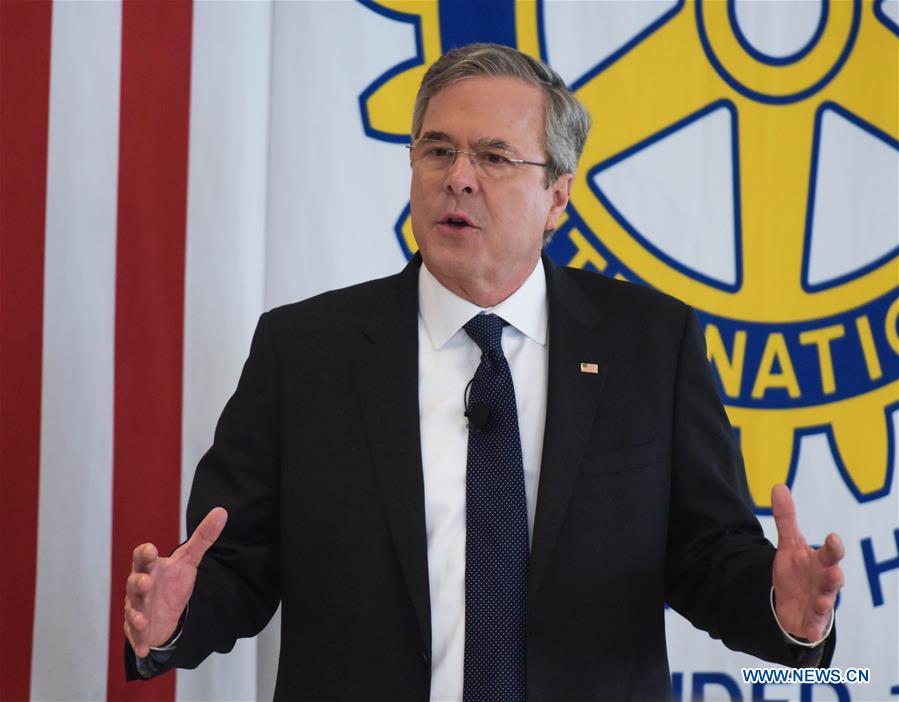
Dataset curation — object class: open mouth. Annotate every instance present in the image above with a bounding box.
[440,213,476,229]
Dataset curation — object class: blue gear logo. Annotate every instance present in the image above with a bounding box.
[358,0,899,510]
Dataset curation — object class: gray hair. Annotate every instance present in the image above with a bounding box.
[412,43,591,188]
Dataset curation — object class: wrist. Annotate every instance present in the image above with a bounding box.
[769,587,834,648]
[150,604,188,653]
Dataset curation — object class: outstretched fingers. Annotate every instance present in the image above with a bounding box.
[125,556,155,656]
[815,534,845,601]
[126,571,153,604]
[132,543,158,573]
[818,532,845,568]
[177,507,228,568]
[124,599,148,632]
[771,483,805,549]
[124,597,151,657]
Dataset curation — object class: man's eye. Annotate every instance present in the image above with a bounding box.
[480,151,511,166]
[426,146,452,158]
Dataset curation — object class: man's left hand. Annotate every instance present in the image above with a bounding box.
[771,483,845,642]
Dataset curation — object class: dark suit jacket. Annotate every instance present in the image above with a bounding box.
[127,254,833,700]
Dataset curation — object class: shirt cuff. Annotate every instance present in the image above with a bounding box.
[134,605,188,678]
[769,586,834,648]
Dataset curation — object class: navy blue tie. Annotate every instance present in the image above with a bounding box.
[462,313,529,702]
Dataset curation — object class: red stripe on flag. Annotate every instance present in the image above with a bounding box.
[0,2,53,700]
[107,2,193,700]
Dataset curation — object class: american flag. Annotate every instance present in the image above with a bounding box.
[2,2,406,699]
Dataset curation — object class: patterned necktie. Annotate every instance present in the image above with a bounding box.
[462,313,529,702]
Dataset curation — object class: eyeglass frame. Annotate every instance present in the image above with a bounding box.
[405,138,549,174]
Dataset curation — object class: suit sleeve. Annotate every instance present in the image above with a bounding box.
[127,312,283,678]
[663,307,834,667]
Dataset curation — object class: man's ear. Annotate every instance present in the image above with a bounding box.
[544,172,573,232]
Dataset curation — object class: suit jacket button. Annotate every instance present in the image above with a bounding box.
[421,650,430,666]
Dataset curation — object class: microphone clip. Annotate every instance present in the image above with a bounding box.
[463,377,491,431]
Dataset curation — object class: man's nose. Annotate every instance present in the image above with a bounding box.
[443,151,479,195]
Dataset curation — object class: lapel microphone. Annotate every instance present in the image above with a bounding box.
[463,377,491,431]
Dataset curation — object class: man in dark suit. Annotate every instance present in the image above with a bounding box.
[124,44,844,701]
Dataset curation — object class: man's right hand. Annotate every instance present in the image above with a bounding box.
[124,507,228,657]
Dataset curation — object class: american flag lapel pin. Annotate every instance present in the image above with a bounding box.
[580,362,599,374]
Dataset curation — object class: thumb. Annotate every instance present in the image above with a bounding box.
[771,483,804,548]
[177,507,228,568]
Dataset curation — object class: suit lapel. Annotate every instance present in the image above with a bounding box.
[349,254,612,640]
[529,257,608,609]
[352,255,431,651]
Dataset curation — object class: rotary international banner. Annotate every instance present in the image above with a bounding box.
[1,1,896,701]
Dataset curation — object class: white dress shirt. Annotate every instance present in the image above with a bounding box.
[418,259,548,702]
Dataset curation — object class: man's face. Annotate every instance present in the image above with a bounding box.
[410,76,572,305]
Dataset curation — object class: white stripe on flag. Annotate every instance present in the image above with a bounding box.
[32,2,122,699]
[176,2,272,700]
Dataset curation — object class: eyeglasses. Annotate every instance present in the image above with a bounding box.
[406,139,548,180]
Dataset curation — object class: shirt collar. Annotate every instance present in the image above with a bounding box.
[418,258,548,350]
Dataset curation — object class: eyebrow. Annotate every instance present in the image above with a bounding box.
[418,132,515,153]
[473,137,514,152]
[419,131,453,143]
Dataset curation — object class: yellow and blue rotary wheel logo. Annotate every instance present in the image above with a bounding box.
[358,0,899,511]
